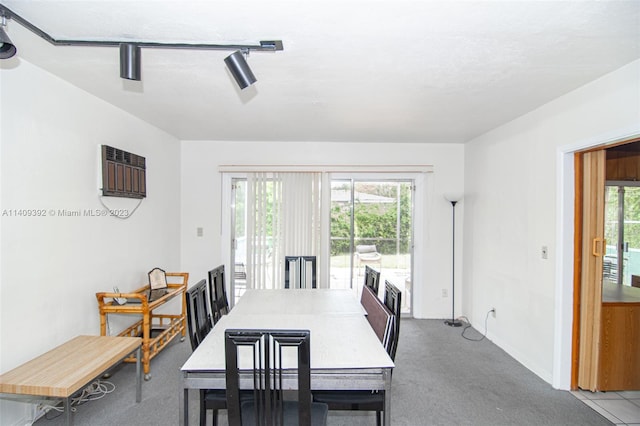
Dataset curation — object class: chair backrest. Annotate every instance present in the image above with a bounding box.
[360,285,393,354]
[364,266,381,295]
[383,280,402,360]
[284,256,317,289]
[225,329,313,426]
[208,264,229,324]
[356,244,378,255]
[185,279,212,351]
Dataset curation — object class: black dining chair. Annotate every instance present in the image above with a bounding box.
[186,279,212,349]
[208,264,230,324]
[383,280,402,360]
[284,256,317,289]
[186,279,226,426]
[313,281,402,426]
[364,265,381,295]
[225,328,328,426]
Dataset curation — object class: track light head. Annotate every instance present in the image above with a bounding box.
[0,17,16,59]
[224,50,257,90]
[120,43,141,81]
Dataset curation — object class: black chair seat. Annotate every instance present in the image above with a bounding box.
[202,388,226,405]
[311,390,383,410]
[201,390,256,426]
[240,400,328,426]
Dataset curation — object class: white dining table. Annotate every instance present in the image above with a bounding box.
[179,288,394,425]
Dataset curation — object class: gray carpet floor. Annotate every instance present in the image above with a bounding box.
[34,319,612,425]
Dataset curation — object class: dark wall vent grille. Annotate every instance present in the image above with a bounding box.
[101,145,146,199]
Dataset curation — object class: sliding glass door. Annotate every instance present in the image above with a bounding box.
[231,178,249,306]
[329,179,413,315]
[604,184,640,286]
[230,174,415,315]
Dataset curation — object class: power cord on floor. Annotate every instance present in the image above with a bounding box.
[458,309,493,342]
[41,379,116,419]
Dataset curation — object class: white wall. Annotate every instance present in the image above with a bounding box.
[180,141,465,319]
[463,59,640,386]
[0,59,182,424]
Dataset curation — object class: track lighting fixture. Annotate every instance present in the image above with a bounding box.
[224,49,257,90]
[0,16,16,59]
[120,43,141,81]
[0,4,283,86]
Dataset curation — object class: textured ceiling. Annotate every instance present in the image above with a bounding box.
[1,0,639,143]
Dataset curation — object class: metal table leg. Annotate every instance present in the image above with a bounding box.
[135,346,142,402]
[383,369,392,426]
[179,384,189,426]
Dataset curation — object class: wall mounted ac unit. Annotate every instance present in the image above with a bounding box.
[101,145,146,199]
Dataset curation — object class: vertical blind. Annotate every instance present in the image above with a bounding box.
[245,172,324,289]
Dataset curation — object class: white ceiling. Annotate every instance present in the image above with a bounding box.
[1,0,639,143]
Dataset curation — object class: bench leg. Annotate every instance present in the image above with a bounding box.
[64,396,73,426]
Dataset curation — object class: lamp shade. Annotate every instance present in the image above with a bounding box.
[0,26,16,59]
[120,43,141,81]
[444,192,463,203]
[224,50,257,89]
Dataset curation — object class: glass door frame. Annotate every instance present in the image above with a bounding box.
[223,171,421,317]
[330,174,415,317]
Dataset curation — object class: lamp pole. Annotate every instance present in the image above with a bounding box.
[445,199,462,327]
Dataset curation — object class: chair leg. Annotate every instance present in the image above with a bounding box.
[376,410,382,426]
[212,409,218,426]
[199,391,206,426]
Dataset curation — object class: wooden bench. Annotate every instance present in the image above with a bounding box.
[0,335,141,426]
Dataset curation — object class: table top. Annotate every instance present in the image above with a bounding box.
[181,289,393,373]
[230,288,366,316]
[0,335,141,397]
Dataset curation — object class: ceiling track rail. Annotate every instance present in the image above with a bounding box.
[0,4,283,52]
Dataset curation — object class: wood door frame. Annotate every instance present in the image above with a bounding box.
[571,152,584,389]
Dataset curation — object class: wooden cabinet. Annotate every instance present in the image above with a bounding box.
[599,303,640,390]
[597,284,640,391]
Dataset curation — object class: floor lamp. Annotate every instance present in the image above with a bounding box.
[444,193,462,327]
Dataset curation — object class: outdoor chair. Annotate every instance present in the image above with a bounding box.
[354,245,382,273]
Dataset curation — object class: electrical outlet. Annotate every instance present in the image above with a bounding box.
[441,289,448,298]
